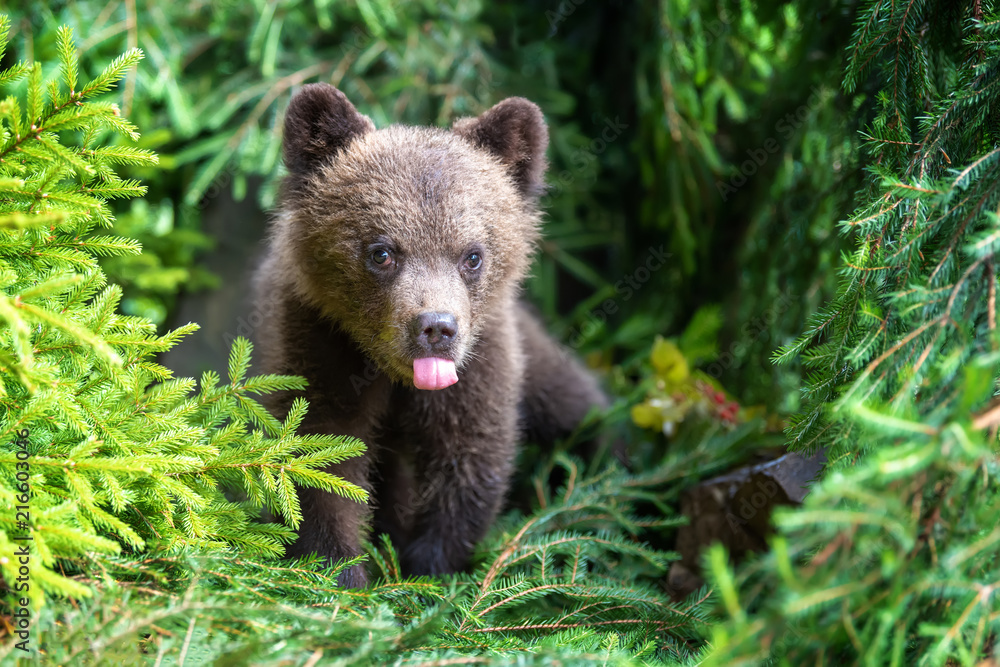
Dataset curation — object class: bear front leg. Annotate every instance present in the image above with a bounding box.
[399,392,519,577]
[401,444,515,576]
[286,454,373,588]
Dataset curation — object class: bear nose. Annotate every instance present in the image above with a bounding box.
[410,312,457,354]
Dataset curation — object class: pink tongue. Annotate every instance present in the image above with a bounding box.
[413,357,458,390]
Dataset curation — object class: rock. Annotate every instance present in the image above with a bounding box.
[667,448,826,598]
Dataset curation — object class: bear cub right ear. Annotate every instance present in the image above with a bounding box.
[283,83,375,178]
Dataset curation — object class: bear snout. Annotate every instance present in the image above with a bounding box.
[409,311,458,356]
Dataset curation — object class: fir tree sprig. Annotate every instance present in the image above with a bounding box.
[775,0,1000,457]
[715,2,1000,663]
[0,451,724,665]
[0,16,365,606]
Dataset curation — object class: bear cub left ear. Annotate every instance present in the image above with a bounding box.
[453,98,549,198]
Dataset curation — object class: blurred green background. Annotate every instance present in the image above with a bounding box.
[1,0,864,413]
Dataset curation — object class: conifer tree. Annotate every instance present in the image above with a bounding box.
[705,2,1000,663]
[2,453,729,665]
[0,17,365,605]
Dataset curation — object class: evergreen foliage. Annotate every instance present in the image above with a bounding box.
[1,2,997,665]
[1,450,737,665]
[0,18,364,604]
[704,1,1000,663]
[777,0,1000,458]
[601,0,863,407]
[705,402,998,665]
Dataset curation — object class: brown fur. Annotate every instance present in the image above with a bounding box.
[255,83,606,586]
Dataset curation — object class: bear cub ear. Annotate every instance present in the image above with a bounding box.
[283,83,375,178]
[453,98,549,198]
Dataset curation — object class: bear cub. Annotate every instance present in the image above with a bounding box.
[255,83,606,587]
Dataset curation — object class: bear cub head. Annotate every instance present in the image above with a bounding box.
[274,84,548,390]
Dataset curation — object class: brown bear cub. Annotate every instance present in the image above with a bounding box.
[255,83,606,587]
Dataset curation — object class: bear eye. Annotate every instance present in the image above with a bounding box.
[371,248,392,266]
[463,252,483,271]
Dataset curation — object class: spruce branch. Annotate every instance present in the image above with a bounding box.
[0,16,366,606]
